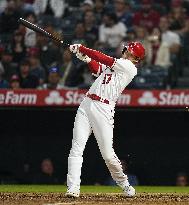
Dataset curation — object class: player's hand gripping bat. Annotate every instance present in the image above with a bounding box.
[18,18,68,46]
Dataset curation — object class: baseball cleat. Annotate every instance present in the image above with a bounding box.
[123,185,135,197]
[65,186,80,198]
[65,191,80,198]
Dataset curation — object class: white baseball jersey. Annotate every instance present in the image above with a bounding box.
[88,58,137,105]
[67,58,137,194]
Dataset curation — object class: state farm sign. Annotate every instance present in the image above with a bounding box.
[44,90,85,105]
[137,91,189,106]
[0,89,87,106]
[63,90,85,104]
[0,89,189,107]
[159,92,189,105]
[0,91,37,105]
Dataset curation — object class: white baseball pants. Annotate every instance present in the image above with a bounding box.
[67,97,129,191]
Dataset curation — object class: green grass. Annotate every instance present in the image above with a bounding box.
[0,185,189,193]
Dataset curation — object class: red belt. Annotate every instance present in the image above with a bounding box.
[86,93,109,104]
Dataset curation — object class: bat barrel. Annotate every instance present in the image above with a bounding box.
[18,18,67,46]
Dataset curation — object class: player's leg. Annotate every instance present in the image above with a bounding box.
[91,116,130,189]
[89,102,135,196]
[66,104,92,197]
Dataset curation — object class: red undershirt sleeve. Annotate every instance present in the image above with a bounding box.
[79,45,115,68]
[88,60,101,75]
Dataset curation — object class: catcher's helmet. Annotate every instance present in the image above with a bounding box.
[122,42,145,59]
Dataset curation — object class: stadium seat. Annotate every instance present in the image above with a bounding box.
[131,65,169,89]
[177,77,189,88]
[132,75,165,89]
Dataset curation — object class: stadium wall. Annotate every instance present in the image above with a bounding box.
[0,108,188,185]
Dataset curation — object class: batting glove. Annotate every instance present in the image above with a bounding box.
[76,52,91,63]
[69,44,81,53]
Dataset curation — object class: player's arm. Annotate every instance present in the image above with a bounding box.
[70,44,115,68]
[79,45,115,67]
[76,52,105,77]
[88,60,106,77]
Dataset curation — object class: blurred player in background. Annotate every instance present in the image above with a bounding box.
[66,42,145,197]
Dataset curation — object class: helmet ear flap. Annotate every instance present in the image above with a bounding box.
[122,46,127,54]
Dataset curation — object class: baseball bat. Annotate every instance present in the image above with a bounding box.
[18,18,67,45]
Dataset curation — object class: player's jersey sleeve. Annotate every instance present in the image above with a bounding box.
[88,60,106,77]
[79,45,115,67]
[112,58,137,79]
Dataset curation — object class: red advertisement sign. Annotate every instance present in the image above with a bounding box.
[0,89,189,107]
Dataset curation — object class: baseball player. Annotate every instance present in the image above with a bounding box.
[65,42,145,197]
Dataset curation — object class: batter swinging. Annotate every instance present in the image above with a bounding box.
[65,42,145,197]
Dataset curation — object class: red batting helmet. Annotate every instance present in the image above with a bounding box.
[122,42,145,59]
